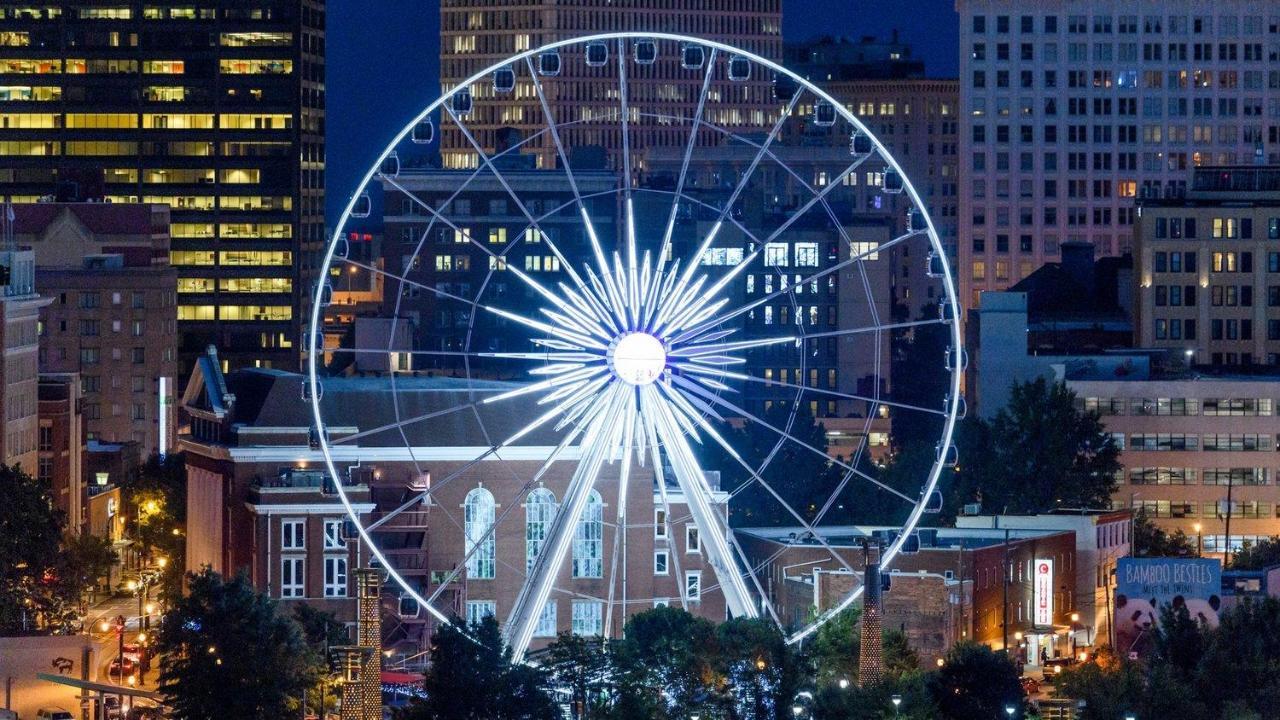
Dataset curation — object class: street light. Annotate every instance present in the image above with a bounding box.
[1194,523,1203,557]
[838,678,849,690]
[1005,705,1017,718]
[1124,715,1136,720]
[891,694,902,716]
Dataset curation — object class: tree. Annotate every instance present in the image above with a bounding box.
[1132,509,1195,557]
[714,617,804,720]
[0,464,109,634]
[809,607,860,686]
[543,632,612,719]
[616,606,720,717]
[1054,649,1143,720]
[1231,538,1280,570]
[126,453,187,601]
[402,615,558,720]
[155,569,317,719]
[926,642,1024,720]
[292,604,349,716]
[1192,598,1280,716]
[949,378,1120,514]
[1152,603,1205,683]
[882,629,920,679]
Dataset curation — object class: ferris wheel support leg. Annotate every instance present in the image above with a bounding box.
[654,398,757,621]
[505,439,611,662]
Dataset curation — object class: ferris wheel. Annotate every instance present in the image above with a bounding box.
[308,32,962,661]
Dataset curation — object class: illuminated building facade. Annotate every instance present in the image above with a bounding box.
[0,2,325,372]
[438,0,783,170]
[957,0,1280,309]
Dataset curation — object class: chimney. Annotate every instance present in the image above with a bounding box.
[1059,241,1095,299]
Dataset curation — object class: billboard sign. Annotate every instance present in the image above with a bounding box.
[1034,558,1054,626]
[1115,557,1222,654]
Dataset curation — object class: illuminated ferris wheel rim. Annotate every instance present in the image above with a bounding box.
[307,31,963,655]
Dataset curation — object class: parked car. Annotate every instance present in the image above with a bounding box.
[108,656,137,678]
[101,696,123,720]
[121,644,143,663]
[37,709,74,720]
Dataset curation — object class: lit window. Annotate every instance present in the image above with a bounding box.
[464,488,496,579]
[323,556,347,598]
[573,490,603,578]
[525,488,556,572]
[571,600,603,636]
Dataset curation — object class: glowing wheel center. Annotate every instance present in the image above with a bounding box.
[609,332,667,386]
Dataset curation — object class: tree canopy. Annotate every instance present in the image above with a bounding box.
[155,569,319,719]
[402,615,559,720]
[1231,537,1280,570]
[1132,508,1196,557]
[0,464,116,634]
[926,642,1025,720]
[948,377,1120,514]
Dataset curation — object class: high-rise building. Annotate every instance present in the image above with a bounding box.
[15,203,178,456]
[0,248,49,475]
[957,0,1280,309]
[437,0,783,169]
[1135,165,1280,367]
[0,2,326,372]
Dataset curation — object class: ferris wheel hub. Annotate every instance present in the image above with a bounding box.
[608,331,667,386]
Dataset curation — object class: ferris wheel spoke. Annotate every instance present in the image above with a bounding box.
[341,256,482,310]
[659,48,718,272]
[506,385,629,661]
[443,104,611,323]
[682,385,917,506]
[761,156,871,245]
[642,384,758,620]
[423,418,592,608]
[653,85,805,331]
[671,228,927,346]
[365,388,606,534]
[379,172,504,261]
[737,373,947,417]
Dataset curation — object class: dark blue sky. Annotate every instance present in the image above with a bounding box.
[325,0,959,223]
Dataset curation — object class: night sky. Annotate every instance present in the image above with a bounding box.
[325,0,960,224]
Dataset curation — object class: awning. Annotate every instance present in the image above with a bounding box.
[380,671,422,686]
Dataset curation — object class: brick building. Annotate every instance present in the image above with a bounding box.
[178,347,727,652]
[735,524,1080,665]
[37,372,83,532]
[14,203,178,457]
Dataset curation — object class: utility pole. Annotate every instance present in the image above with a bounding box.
[1222,475,1234,567]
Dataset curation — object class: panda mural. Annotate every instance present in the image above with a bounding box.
[1115,558,1222,656]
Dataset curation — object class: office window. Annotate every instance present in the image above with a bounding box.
[280,557,303,598]
[685,571,702,601]
[573,490,603,578]
[323,556,347,598]
[526,487,556,572]
[466,600,496,626]
[654,550,669,575]
[464,488,496,579]
[281,518,304,550]
[572,600,603,636]
[686,525,701,554]
[533,601,557,637]
[323,518,346,550]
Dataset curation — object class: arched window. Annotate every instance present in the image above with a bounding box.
[573,490,603,578]
[525,487,557,573]
[464,487,495,579]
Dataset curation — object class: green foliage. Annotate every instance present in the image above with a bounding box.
[714,616,806,720]
[402,615,558,720]
[127,453,188,601]
[811,673,935,720]
[616,605,720,715]
[1230,537,1280,570]
[0,464,115,634]
[926,642,1025,720]
[1054,648,1144,720]
[543,632,613,719]
[1131,509,1196,558]
[809,607,861,686]
[949,378,1120,514]
[155,569,318,719]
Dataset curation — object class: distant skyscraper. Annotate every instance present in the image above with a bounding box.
[437,0,783,169]
[0,2,326,373]
[0,248,48,475]
[956,0,1280,309]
